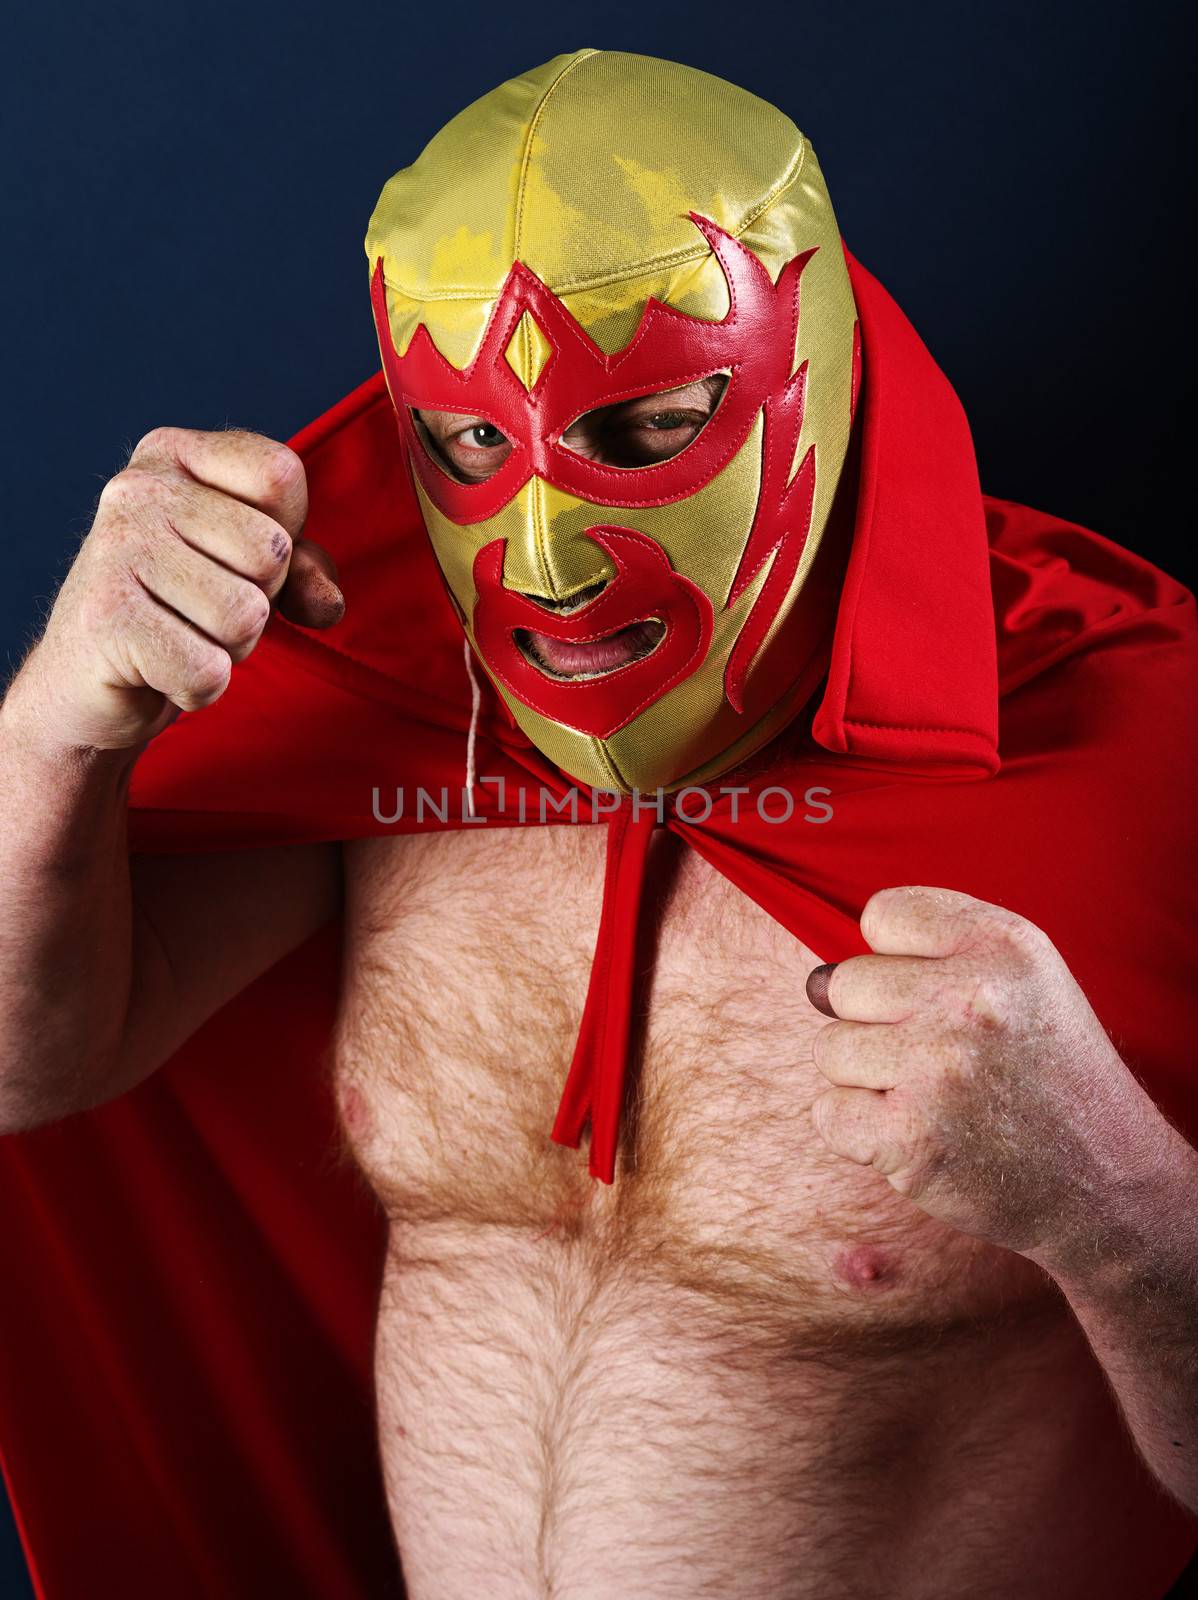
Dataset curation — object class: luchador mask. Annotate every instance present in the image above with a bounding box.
[366,49,860,793]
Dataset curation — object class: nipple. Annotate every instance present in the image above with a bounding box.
[337,1083,371,1141]
[833,1244,893,1290]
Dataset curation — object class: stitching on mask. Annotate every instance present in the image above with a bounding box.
[546,432,748,501]
[530,472,554,596]
[384,137,807,302]
[512,51,597,265]
[555,367,731,431]
[591,738,630,794]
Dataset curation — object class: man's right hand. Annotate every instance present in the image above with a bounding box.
[13,426,344,752]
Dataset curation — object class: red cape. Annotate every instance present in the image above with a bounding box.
[2,254,1195,1596]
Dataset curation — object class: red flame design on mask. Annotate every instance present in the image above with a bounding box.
[371,215,832,725]
[724,359,816,713]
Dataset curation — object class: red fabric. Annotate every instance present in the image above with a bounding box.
[550,805,657,1177]
[0,252,1195,1595]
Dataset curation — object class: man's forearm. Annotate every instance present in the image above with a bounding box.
[0,672,143,1131]
[1032,1115,1198,1512]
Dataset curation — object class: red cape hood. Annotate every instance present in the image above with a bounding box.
[1,254,1194,1597]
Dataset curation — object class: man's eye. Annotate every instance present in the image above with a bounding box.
[605,409,707,465]
[455,422,507,451]
[557,374,728,468]
[414,409,513,484]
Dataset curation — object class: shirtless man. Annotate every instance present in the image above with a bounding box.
[1,49,1196,1600]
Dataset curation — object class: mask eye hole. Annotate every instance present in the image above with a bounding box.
[557,373,729,470]
[411,407,513,485]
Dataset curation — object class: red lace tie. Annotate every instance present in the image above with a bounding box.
[551,801,658,1183]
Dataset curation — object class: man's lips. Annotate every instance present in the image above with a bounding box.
[517,618,666,679]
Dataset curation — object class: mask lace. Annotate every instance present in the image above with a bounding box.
[463,636,482,818]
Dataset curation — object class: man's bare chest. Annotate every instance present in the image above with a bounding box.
[333,825,1052,1341]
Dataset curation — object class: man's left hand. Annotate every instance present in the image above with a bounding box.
[807,885,1164,1260]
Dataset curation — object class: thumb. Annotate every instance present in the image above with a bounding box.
[276,538,345,629]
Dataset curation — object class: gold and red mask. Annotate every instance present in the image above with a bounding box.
[366,49,860,793]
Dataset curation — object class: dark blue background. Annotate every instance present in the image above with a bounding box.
[1,1,1191,1590]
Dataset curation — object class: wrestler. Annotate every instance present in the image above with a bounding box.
[1,48,1196,1600]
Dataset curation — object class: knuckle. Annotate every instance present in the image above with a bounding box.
[224,586,271,649]
[1002,913,1052,966]
[248,522,292,581]
[886,1116,935,1185]
[860,888,897,943]
[810,1091,835,1140]
[177,650,232,710]
[132,424,181,461]
[811,1020,834,1069]
[257,440,305,498]
[959,973,1012,1031]
[820,1019,850,1066]
[886,1151,926,1196]
[968,902,1050,972]
[98,465,167,515]
[972,897,1016,932]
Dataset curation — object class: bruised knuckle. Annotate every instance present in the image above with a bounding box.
[247,522,292,581]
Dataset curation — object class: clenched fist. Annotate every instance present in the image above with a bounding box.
[806,886,1165,1261]
[12,427,344,751]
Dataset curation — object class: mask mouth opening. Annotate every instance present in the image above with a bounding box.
[515,616,666,681]
[518,579,608,615]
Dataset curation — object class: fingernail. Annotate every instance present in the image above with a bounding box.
[309,575,345,623]
[806,963,840,1018]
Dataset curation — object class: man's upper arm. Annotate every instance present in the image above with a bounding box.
[119,841,343,1088]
